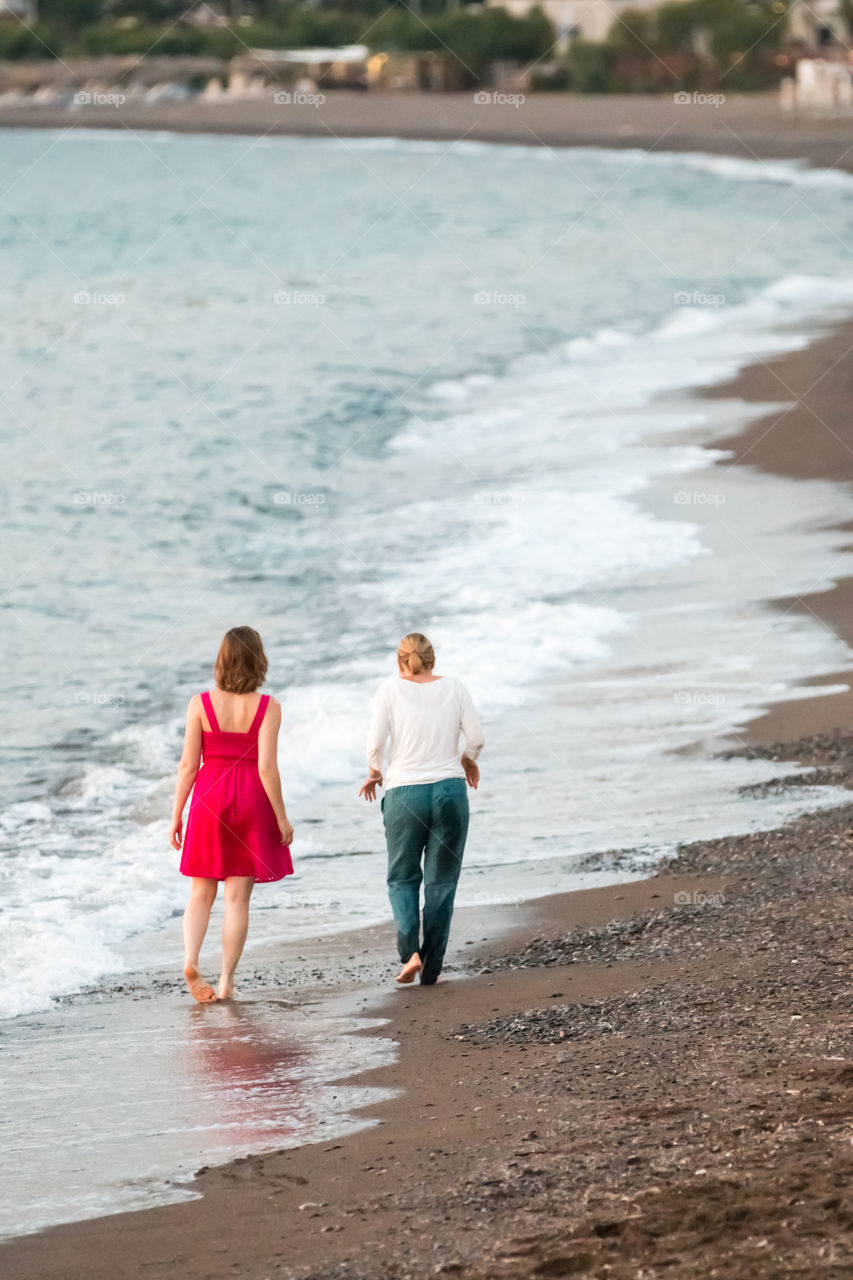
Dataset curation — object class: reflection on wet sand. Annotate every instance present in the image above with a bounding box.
[185,999,306,1150]
[1,991,396,1238]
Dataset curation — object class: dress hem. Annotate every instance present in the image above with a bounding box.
[179,867,294,883]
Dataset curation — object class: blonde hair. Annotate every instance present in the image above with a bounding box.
[397,632,435,675]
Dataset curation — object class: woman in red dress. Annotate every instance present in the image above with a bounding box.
[170,627,294,1003]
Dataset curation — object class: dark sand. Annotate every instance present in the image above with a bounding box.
[2,90,853,174]
[707,319,853,747]
[5,100,853,1279]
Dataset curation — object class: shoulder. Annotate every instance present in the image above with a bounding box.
[450,677,477,706]
[186,693,204,716]
[263,695,282,720]
[374,676,395,699]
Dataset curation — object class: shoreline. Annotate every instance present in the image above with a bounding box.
[5,116,853,1275]
[6,745,853,1276]
[6,384,853,1275]
[704,318,853,747]
[2,90,853,173]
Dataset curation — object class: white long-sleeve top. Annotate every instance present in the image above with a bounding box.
[367,675,485,789]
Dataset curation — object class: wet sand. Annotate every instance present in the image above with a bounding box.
[5,748,853,1278]
[0,867,734,1278]
[706,319,853,746]
[2,90,853,174]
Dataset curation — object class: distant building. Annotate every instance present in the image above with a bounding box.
[787,0,850,49]
[366,50,468,92]
[0,0,38,24]
[231,46,371,91]
[485,0,689,44]
[184,2,261,26]
[184,3,230,27]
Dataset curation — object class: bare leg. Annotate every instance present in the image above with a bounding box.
[220,876,254,999]
[183,877,219,1003]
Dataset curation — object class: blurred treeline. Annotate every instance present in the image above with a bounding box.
[0,0,803,92]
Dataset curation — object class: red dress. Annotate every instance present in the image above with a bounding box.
[180,691,294,883]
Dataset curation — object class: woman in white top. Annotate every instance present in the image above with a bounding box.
[360,633,484,985]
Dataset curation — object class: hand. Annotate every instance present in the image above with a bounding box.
[359,771,382,802]
[279,818,294,847]
[169,816,183,851]
[461,755,480,790]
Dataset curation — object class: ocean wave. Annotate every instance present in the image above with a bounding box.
[392,271,853,433]
[0,823,184,1020]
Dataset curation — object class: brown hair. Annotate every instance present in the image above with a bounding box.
[214,626,268,694]
[397,632,435,676]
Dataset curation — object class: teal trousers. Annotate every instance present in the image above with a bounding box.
[381,778,469,984]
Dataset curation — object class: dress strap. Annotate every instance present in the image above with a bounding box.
[249,694,270,736]
[201,691,221,733]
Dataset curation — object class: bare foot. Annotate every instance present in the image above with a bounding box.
[218,976,234,1000]
[184,963,218,1004]
[395,953,422,985]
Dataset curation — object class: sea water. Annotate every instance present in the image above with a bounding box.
[3,131,853,1020]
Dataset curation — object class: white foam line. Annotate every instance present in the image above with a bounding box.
[12,125,853,191]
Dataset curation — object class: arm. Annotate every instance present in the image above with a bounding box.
[258,698,294,845]
[170,695,203,850]
[360,685,390,802]
[459,683,485,790]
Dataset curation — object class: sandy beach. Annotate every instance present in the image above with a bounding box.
[709,319,853,746]
[5,748,853,1279]
[2,89,853,173]
[5,95,853,1277]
